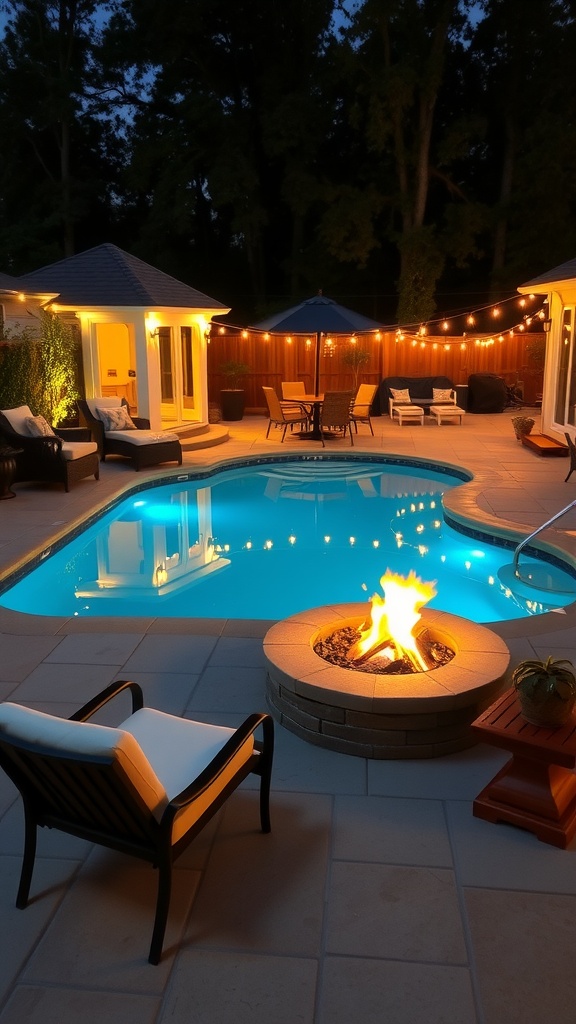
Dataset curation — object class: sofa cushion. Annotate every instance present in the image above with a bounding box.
[432,387,454,402]
[390,387,411,402]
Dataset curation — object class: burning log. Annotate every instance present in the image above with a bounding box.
[345,568,437,671]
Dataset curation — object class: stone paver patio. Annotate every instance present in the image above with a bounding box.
[0,409,575,1023]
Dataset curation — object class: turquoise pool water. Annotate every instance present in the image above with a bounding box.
[1,457,575,622]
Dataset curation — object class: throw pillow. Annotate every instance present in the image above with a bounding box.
[96,406,137,431]
[390,387,410,402]
[433,388,453,402]
[25,415,55,437]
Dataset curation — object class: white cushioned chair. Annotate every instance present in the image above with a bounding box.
[0,404,99,491]
[0,680,274,965]
[78,397,182,470]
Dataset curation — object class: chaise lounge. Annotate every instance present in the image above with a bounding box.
[78,397,182,470]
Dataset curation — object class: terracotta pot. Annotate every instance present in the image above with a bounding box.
[517,693,576,728]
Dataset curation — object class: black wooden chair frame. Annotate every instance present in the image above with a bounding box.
[0,680,274,964]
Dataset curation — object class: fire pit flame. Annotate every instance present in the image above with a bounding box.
[346,569,437,671]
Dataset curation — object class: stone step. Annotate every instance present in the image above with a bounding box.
[177,424,229,450]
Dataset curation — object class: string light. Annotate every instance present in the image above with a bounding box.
[211,291,546,350]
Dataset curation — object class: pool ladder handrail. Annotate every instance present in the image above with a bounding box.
[513,498,576,581]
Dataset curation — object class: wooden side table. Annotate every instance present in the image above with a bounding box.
[0,445,22,500]
[471,688,576,848]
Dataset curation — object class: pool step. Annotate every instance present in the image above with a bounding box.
[169,422,230,450]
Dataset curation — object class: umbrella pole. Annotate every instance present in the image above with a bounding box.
[314,331,322,396]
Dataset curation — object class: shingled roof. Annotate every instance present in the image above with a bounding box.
[20,243,229,310]
[520,257,576,288]
[0,270,24,292]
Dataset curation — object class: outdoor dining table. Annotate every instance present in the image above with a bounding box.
[291,393,324,439]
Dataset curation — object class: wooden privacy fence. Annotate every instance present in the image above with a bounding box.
[207,330,545,413]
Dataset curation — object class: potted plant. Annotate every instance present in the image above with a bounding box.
[511,415,535,441]
[512,655,576,727]
[342,348,370,391]
[218,361,250,421]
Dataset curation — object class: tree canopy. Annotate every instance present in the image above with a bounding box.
[1,0,575,324]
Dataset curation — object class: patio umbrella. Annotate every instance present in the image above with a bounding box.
[252,293,384,395]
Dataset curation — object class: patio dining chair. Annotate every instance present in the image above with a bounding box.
[0,680,274,965]
[263,386,309,440]
[280,381,313,419]
[351,383,377,435]
[0,404,99,491]
[78,397,182,470]
[319,390,355,446]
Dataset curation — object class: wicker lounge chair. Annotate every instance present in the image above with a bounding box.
[78,397,182,470]
[0,405,99,491]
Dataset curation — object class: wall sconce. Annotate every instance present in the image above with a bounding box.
[204,325,212,342]
[542,319,552,333]
[153,563,168,587]
[149,327,160,340]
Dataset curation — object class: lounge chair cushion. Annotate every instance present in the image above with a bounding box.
[1,405,34,434]
[25,415,56,437]
[95,406,137,431]
[120,708,255,843]
[86,397,122,417]
[60,440,99,461]
[0,702,168,820]
[104,429,180,446]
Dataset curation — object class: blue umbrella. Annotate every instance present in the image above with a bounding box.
[253,293,384,395]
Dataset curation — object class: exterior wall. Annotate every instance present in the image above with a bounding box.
[519,281,576,443]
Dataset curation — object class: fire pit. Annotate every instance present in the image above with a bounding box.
[263,571,510,758]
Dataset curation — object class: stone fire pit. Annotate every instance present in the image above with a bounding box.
[264,603,510,758]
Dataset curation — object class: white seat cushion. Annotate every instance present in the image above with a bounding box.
[86,397,122,418]
[0,702,168,821]
[120,708,254,843]
[61,440,98,461]
[1,405,34,434]
[104,430,180,445]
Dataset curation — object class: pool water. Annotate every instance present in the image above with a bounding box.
[2,458,575,622]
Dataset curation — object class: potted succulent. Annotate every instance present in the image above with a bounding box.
[512,655,576,727]
[511,415,535,441]
[219,361,250,421]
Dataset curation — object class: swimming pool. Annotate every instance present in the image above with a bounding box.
[2,456,575,622]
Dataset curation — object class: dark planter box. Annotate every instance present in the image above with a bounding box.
[220,389,245,421]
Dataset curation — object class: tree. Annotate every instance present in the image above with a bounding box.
[0,0,113,270]
[0,311,80,424]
